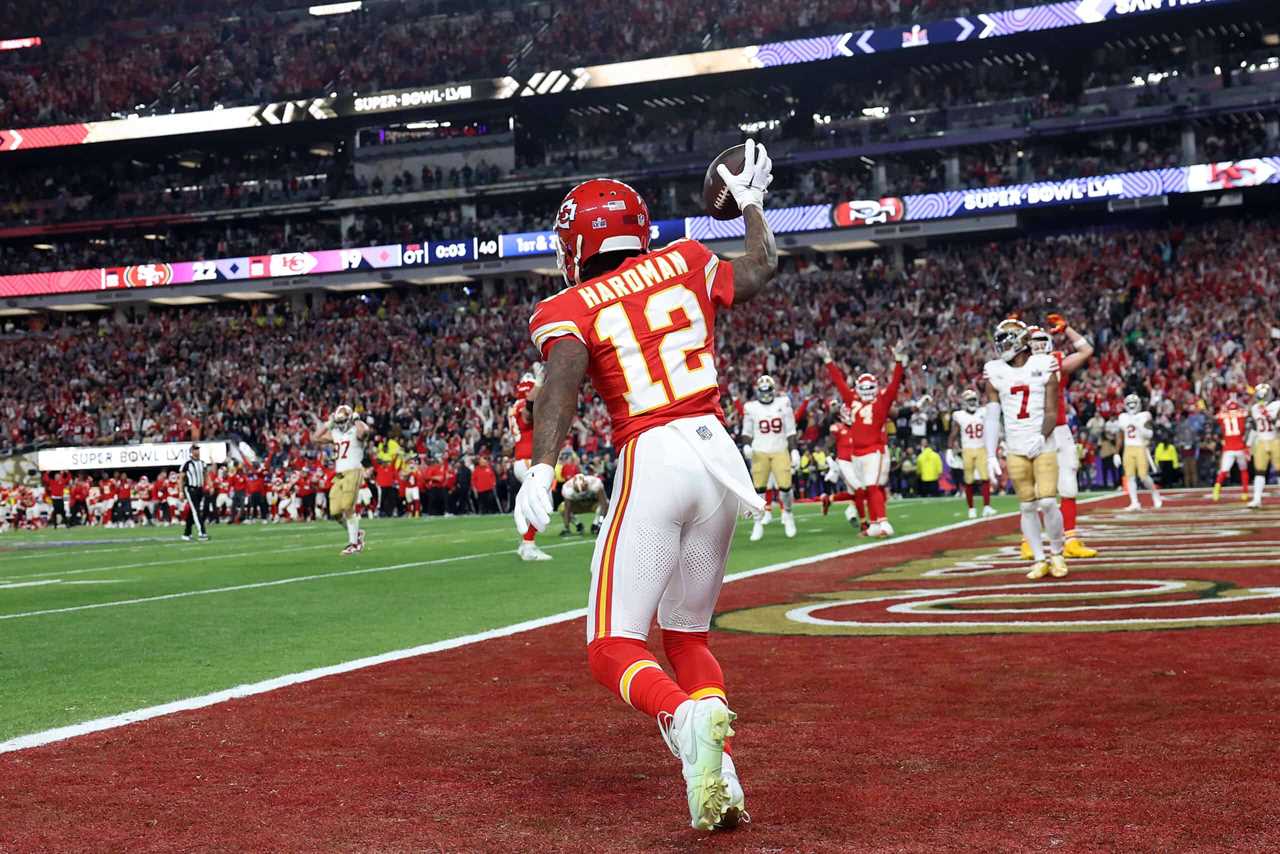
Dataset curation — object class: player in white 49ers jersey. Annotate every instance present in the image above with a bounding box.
[1248,383,1280,508]
[742,375,799,540]
[949,389,996,519]
[1115,394,1163,511]
[312,404,370,555]
[983,319,1069,580]
[513,143,777,832]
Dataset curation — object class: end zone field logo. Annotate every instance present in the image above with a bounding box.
[718,505,1280,636]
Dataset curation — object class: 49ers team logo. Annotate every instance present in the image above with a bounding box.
[717,503,1280,636]
[123,263,173,288]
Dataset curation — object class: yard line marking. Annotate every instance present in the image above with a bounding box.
[0,540,597,622]
[0,494,1117,755]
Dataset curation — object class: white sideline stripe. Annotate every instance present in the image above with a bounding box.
[0,540,597,622]
[0,494,1116,754]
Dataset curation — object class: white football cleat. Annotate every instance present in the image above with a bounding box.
[760,510,774,526]
[982,505,998,517]
[1124,502,1142,512]
[660,699,735,831]
[1248,498,1262,509]
[967,507,977,519]
[781,512,796,539]
[518,541,553,562]
[749,519,764,542]
[878,520,895,537]
[716,751,749,830]
[865,521,883,537]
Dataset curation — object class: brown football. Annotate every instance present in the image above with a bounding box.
[703,144,747,221]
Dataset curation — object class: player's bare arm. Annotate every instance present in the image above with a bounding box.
[531,338,590,467]
[354,420,371,441]
[1042,373,1060,439]
[1058,324,1094,376]
[948,417,961,450]
[729,206,778,304]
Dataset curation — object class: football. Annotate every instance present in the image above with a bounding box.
[702,143,747,220]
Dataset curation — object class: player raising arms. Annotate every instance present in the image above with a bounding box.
[1116,393,1164,511]
[1213,399,1251,502]
[983,319,1069,580]
[1024,318,1098,556]
[742,375,799,540]
[312,404,369,555]
[1248,383,1279,508]
[949,389,997,519]
[818,341,908,537]
[508,367,553,561]
[513,143,776,832]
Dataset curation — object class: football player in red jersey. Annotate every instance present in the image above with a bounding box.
[513,141,777,832]
[1213,399,1251,502]
[817,341,908,537]
[509,367,551,560]
[1022,318,1098,558]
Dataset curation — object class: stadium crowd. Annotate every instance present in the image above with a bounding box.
[3,215,1278,527]
[0,0,1020,128]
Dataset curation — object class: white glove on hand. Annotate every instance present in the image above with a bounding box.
[716,138,773,213]
[513,463,555,535]
[1025,434,1045,459]
[892,339,909,366]
[742,444,754,461]
[791,449,801,469]
[1112,454,1122,468]
[988,454,1003,480]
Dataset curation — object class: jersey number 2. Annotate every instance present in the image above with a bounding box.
[594,284,717,416]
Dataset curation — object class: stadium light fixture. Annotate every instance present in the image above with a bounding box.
[149,296,217,305]
[309,1,362,15]
[0,307,36,316]
[324,281,392,292]
[32,243,54,250]
[222,291,278,301]
[48,303,109,312]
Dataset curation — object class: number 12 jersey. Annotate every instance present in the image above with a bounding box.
[529,239,733,449]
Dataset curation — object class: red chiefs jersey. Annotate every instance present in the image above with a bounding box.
[1217,409,1247,452]
[508,398,534,460]
[828,362,903,455]
[830,422,858,461]
[529,239,733,450]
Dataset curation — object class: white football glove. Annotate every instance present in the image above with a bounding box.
[1112,454,1122,469]
[988,454,1003,480]
[513,463,555,535]
[790,449,801,470]
[716,138,773,213]
[742,444,754,461]
[892,340,909,366]
[1025,434,1045,459]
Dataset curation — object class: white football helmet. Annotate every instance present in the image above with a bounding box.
[855,373,878,403]
[1257,383,1273,404]
[1027,325,1052,356]
[961,389,980,413]
[1124,394,1141,414]
[755,375,776,404]
[332,404,354,429]
[993,319,1029,362]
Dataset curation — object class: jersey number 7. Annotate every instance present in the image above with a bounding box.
[595,284,717,417]
[1010,385,1031,419]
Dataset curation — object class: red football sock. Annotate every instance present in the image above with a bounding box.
[869,486,888,522]
[1062,497,1077,534]
[831,490,853,502]
[1240,469,1250,493]
[853,489,867,522]
[662,630,731,755]
[964,483,974,508]
[1215,471,1227,486]
[588,637,688,720]
[765,488,775,509]
[981,480,991,505]
[522,527,537,543]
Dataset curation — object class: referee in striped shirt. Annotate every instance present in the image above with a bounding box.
[180,445,209,542]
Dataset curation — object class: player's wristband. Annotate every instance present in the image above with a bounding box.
[1073,337,1092,352]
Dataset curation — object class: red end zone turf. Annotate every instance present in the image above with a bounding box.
[3,493,1279,852]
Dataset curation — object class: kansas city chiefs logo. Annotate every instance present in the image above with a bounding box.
[556,198,577,230]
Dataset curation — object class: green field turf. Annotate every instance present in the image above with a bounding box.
[0,494,1025,743]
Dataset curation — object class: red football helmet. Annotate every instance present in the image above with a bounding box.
[855,373,878,402]
[553,178,651,287]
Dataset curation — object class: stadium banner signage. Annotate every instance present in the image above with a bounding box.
[0,0,1243,155]
[37,442,228,472]
[2,157,1275,299]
